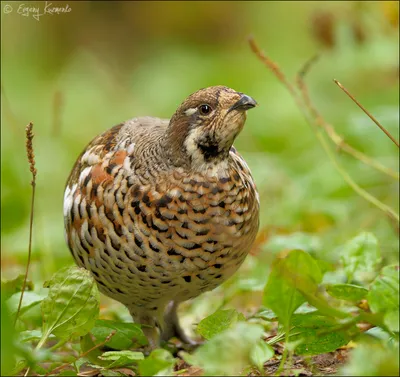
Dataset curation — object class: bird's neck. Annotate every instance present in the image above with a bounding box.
[162,126,232,177]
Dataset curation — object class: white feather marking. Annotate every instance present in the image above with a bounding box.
[127,143,135,155]
[169,188,182,198]
[79,166,92,185]
[81,148,100,165]
[184,108,197,116]
[123,156,131,172]
[64,183,77,217]
[183,127,230,177]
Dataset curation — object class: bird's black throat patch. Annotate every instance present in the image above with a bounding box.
[197,142,220,161]
[196,134,222,161]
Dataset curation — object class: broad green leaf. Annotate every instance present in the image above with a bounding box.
[255,308,277,321]
[98,350,144,369]
[19,330,55,343]
[263,250,322,329]
[7,291,46,317]
[196,309,246,340]
[91,319,147,349]
[326,283,368,301]
[340,342,399,376]
[368,265,399,313]
[1,275,34,301]
[289,311,358,355]
[340,232,381,282]
[291,311,337,328]
[384,311,399,333]
[139,349,175,376]
[80,333,111,367]
[290,328,350,355]
[40,266,100,346]
[250,340,274,373]
[368,265,399,333]
[183,322,263,376]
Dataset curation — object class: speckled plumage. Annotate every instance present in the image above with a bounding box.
[64,86,259,348]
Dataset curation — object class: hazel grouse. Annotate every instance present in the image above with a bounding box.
[64,86,260,348]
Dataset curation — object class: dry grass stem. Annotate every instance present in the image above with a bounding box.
[44,331,117,376]
[334,79,399,148]
[15,122,37,327]
[296,61,399,180]
[249,37,399,223]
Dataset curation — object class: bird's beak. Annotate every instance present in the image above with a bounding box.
[228,94,258,113]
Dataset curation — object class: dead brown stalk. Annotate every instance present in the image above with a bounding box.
[248,36,399,223]
[44,331,117,376]
[334,79,399,148]
[14,122,37,327]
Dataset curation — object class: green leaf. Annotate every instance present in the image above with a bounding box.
[91,319,147,349]
[289,328,350,355]
[340,342,399,376]
[139,349,175,376]
[183,322,263,376]
[98,350,144,369]
[291,311,337,328]
[19,330,55,343]
[368,265,399,333]
[250,340,274,372]
[263,250,322,329]
[1,275,34,301]
[255,308,277,321]
[40,266,100,347]
[289,311,357,355]
[368,265,399,313]
[340,232,381,282]
[326,283,368,301]
[80,333,110,367]
[7,291,46,317]
[196,309,246,340]
[384,311,399,333]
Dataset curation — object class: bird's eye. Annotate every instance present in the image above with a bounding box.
[199,104,212,115]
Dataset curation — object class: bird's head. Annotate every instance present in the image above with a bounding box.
[166,86,257,171]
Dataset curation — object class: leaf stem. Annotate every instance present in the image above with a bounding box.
[276,330,290,376]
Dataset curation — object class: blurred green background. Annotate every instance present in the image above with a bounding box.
[1,0,398,312]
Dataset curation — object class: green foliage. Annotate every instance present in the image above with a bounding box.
[1,275,34,301]
[91,320,147,350]
[368,265,399,333]
[40,266,100,347]
[138,349,175,376]
[250,340,274,373]
[263,249,323,329]
[98,350,144,368]
[289,311,357,355]
[1,2,399,375]
[326,283,368,301]
[340,342,399,376]
[340,232,382,283]
[183,322,264,376]
[196,308,246,340]
[7,290,46,317]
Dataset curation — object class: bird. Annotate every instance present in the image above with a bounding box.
[63,85,260,349]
